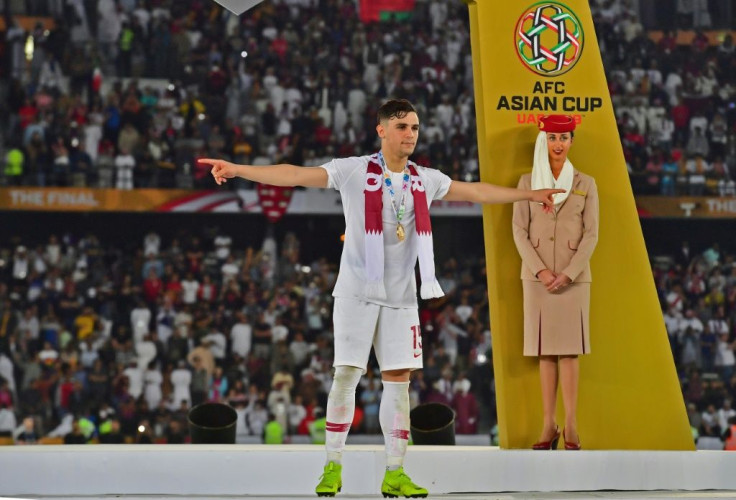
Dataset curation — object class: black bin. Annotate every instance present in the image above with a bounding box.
[188,403,238,444]
[410,402,455,445]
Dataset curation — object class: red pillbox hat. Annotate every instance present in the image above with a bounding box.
[538,115,576,133]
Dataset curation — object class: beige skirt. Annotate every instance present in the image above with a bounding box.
[522,280,591,356]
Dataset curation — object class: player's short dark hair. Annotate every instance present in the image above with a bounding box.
[377,99,417,124]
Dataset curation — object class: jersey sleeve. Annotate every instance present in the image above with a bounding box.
[422,166,453,201]
[319,157,362,191]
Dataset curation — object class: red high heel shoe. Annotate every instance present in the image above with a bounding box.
[563,428,582,450]
[532,426,560,450]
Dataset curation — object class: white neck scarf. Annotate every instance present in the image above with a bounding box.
[531,131,573,206]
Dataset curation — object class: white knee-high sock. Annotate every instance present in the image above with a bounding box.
[379,380,410,469]
[325,366,362,464]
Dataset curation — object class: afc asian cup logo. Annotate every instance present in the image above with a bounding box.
[515,2,584,77]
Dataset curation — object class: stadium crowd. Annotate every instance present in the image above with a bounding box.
[1,0,479,189]
[591,1,736,196]
[656,240,736,443]
[1,227,735,446]
[0,228,491,444]
[3,1,734,195]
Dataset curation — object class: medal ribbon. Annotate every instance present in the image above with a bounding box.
[377,151,410,228]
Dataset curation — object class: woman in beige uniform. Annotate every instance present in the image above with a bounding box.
[512,115,599,450]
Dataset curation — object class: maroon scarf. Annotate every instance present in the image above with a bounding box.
[363,155,443,300]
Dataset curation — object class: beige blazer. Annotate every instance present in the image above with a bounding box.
[512,170,599,282]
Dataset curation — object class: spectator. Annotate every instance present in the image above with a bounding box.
[451,376,479,434]
[114,147,136,190]
[16,417,38,444]
[715,333,736,382]
[718,400,736,431]
[0,403,18,437]
[230,311,252,359]
[171,360,192,408]
[63,419,89,444]
[701,404,721,437]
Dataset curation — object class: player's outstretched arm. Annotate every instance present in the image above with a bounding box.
[443,181,564,207]
[199,158,329,188]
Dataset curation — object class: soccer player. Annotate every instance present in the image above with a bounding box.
[200,99,563,498]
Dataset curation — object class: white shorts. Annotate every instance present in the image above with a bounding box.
[333,297,423,372]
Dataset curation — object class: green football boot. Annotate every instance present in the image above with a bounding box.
[315,461,342,497]
[380,467,428,498]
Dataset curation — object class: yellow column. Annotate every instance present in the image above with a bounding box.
[465,0,693,450]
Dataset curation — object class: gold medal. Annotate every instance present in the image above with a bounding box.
[396,223,405,242]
